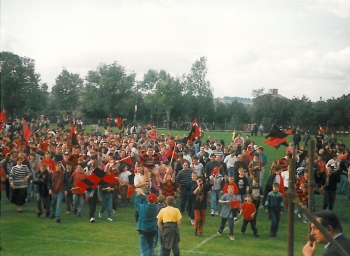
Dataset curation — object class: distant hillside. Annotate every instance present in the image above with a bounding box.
[215,96,253,106]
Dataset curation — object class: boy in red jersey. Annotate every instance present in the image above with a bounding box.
[238,194,259,237]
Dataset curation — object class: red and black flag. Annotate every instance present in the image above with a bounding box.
[188,118,200,142]
[75,168,117,192]
[264,124,290,149]
[120,156,134,166]
[69,122,79,146]
[115,111,122,129]
[165,147,177,162]
[22,121,33,142]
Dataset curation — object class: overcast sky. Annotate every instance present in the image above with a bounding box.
[2,0,350,102]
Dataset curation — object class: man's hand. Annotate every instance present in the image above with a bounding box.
[302,241,316,256]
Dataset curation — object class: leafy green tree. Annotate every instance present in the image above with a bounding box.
[183,57,215,123]
[51,69,83,113]
[0,51,47,118]
[140,70,183,126]
[82,62,136,120]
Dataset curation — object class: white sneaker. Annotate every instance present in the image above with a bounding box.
[229,235,235,240]
[234,217,238,221]
[107,217,113,222]
[215,210,219,215]
[98,212,102,218]
[90,217,95,223]
[297,214,302,219]
[191,219,194,225]
[211,209,214,216]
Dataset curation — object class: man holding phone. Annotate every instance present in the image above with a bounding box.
[302,210,350,256]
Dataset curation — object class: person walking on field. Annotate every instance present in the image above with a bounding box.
[157,196,182,256]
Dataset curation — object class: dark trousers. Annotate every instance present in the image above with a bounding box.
[179,189,188,213]
[323,190,336,211]
[162,247,180,256]
[65,191,73,211]
[269,207,281,236]
[241,219,258,234]
[88,190,98,218]
[187,198,194,219]
[219,217,234,236]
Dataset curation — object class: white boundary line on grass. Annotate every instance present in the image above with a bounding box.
[193,205,263,250]
[194,217,242,249]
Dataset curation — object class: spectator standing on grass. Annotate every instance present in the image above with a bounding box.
[85,161,99,223]
[135,191,158,256]
[322,166,340,211]
[157,196,182,256]
[119,164,131,206]
[47,162,68,223]
[33,163,50,217]
[302,210,350,256]
[217,185,238,240]
[264,183,284,237]
[238,194,259,237]
[192,175,214,237]
[64,162,74,215]
[210,172,224,216]
[176,162,193,214]
[248,179,263,225]
[185,172,197,225]
[71,163,88,217]
[98,167,115,222]
[224,150,237,178]
[257,147,268,186]
[9,157,31,213]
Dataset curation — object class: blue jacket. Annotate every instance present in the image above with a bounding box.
[135,194,158,232]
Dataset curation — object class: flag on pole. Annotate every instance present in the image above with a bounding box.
[120,156,134,166]
[22,121,33,142]
[230,199,241,209]
[188,118,200,142]
[69,122,78,146]
[264,124,291,149]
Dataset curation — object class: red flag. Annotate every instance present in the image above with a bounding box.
[211,165,222,175]
[121,156,134,166]
[230,199,241,209]
[0,109,6,124]
[285,129,293,135]
[264,137,288,149]
[188,118,200,142]
[22,121,33,141]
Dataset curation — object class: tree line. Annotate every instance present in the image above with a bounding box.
[1,51,349,132]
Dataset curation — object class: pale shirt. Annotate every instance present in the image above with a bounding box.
[224,154,237,168]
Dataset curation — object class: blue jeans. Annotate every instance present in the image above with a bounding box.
[140,232,156,256]
[73,194,85,215]
[211,190,220,210]
[228,167,234,177]
[100,193,112,218]
[154,229,163,256]
[259,168,265,187]
[51,192,63,218]
[339,175,349,193]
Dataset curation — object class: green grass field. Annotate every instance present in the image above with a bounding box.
[1,131,350,255]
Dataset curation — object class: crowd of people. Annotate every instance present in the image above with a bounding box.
[1,117,350,255]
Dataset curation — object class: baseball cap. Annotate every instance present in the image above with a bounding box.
[147,193,157,203]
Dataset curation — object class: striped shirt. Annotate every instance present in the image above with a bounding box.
[9,164,32,189]
[176,169,193,187]
[137,153,161,169]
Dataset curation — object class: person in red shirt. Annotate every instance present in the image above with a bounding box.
[71,163,88,217]
[238,194,259,237]
[221,176,239,195]
[40,151,56,172]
